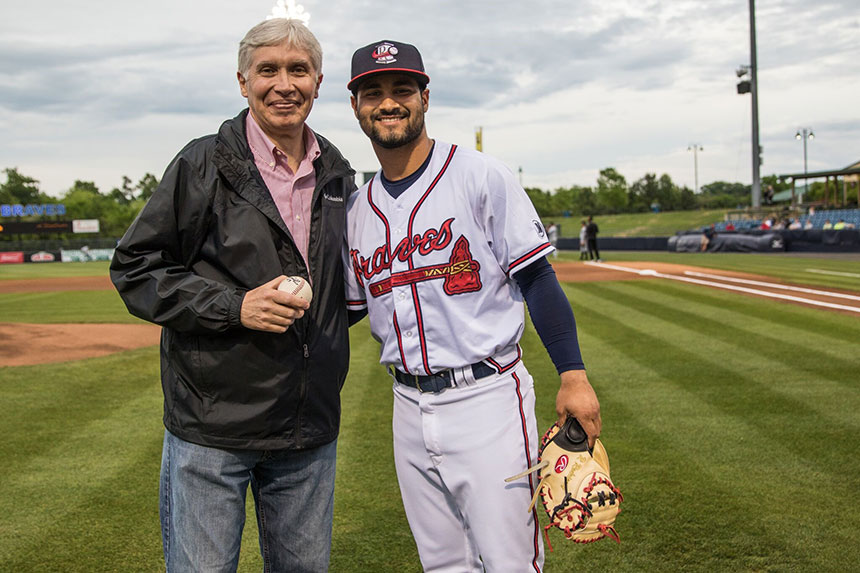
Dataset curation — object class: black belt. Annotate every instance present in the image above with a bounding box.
[393,361,497,393]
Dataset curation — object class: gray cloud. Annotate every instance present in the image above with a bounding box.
[0,39,239,119]
[1,0,857,195]
[0,39,212,74]
[366,14,690,108]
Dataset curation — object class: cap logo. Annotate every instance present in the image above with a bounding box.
[371,42,399,65]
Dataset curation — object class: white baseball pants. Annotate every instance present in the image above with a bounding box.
[391,362,544,572]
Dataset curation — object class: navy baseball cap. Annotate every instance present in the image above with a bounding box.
[348,40,430,92]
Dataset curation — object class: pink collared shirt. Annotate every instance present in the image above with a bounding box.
[245,113,320,267]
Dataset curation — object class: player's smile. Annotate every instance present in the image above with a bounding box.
[376,113,407,121]
[373,110,409,126]
[362,104,423,149]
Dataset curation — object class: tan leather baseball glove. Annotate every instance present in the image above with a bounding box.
[507,416,622,550]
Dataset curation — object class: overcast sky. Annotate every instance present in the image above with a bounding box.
[1,0,858,197]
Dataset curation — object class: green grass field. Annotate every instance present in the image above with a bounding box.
[0,260,112,280]
[2,255,859,571]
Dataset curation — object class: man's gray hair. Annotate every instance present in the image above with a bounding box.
[238,19,322,77]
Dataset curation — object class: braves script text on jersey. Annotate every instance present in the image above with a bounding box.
[344,141,552,374]
[344,141,552,571]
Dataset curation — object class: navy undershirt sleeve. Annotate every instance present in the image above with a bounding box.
[348,308,368,326]
[514,257,585,373]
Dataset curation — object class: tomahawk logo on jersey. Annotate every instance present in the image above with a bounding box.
[349,217,483,297]
[344,141,553,376]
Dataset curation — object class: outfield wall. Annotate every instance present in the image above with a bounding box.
[3,230,858,262]
[0,248,115,264]
[0,237,118,264]
[559,229,860,253]
[558,237,669,251]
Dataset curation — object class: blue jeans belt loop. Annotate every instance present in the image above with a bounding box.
[393,361,496,393]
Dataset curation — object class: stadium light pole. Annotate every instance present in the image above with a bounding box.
[687,144,703,193]
[748,0,762,208]
[736,0,762,208]
[795,128,814,199]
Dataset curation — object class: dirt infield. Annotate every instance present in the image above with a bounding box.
[552,261,716,282]
[0,275,161,367]
[2,262,857,367]
[0,322,161,367]
[0,275,114,293]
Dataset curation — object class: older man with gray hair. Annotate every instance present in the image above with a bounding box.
[111,18,355,572]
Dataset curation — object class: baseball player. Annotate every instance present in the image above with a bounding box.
[546,222,559,259]
[344,40,601,572]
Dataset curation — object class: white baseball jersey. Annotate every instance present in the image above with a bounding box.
[344,141,554,375]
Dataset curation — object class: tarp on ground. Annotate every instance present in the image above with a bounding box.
[781,229,860,251]
[669,229,860,252]
[668,232,785,252]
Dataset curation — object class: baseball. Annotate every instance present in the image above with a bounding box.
[278,276,313,303]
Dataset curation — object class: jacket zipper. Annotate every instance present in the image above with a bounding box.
[296,343,309,446]
[292,163,338,446]
[290,160,335,447]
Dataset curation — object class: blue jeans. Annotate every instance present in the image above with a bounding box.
[160,430,337,572]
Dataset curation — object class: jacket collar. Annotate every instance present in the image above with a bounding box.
[216,109,351,174]
[210,110,351,237]
[212,110,288,236]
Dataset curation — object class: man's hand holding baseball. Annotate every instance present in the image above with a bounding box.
[241,275,310,333]
[556,369,601,448]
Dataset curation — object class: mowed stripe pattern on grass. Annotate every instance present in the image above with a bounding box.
[522,279,859,572]
[0,348,165,571]
[0,289,139,324]
[0,346,279,572]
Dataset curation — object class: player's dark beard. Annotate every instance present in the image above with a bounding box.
[364,109,424,149]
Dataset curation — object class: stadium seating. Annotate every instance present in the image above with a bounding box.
[713,208,860,231]
[800,208,860,229]
[714,219,761,232]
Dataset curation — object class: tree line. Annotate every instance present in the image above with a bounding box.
[524,168,799,218]
[2,165,852,240]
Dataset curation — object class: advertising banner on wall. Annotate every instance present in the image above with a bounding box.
[29,251,60,263]
[72,219,100,233]
[0,251,25,264]
[60,248,115,262]
[0,221,72,234]
[0,203,66,217]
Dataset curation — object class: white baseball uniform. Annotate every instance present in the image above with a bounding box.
[344,141,552,572]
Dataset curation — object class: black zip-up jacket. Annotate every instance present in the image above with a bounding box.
[110,110,356,450]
